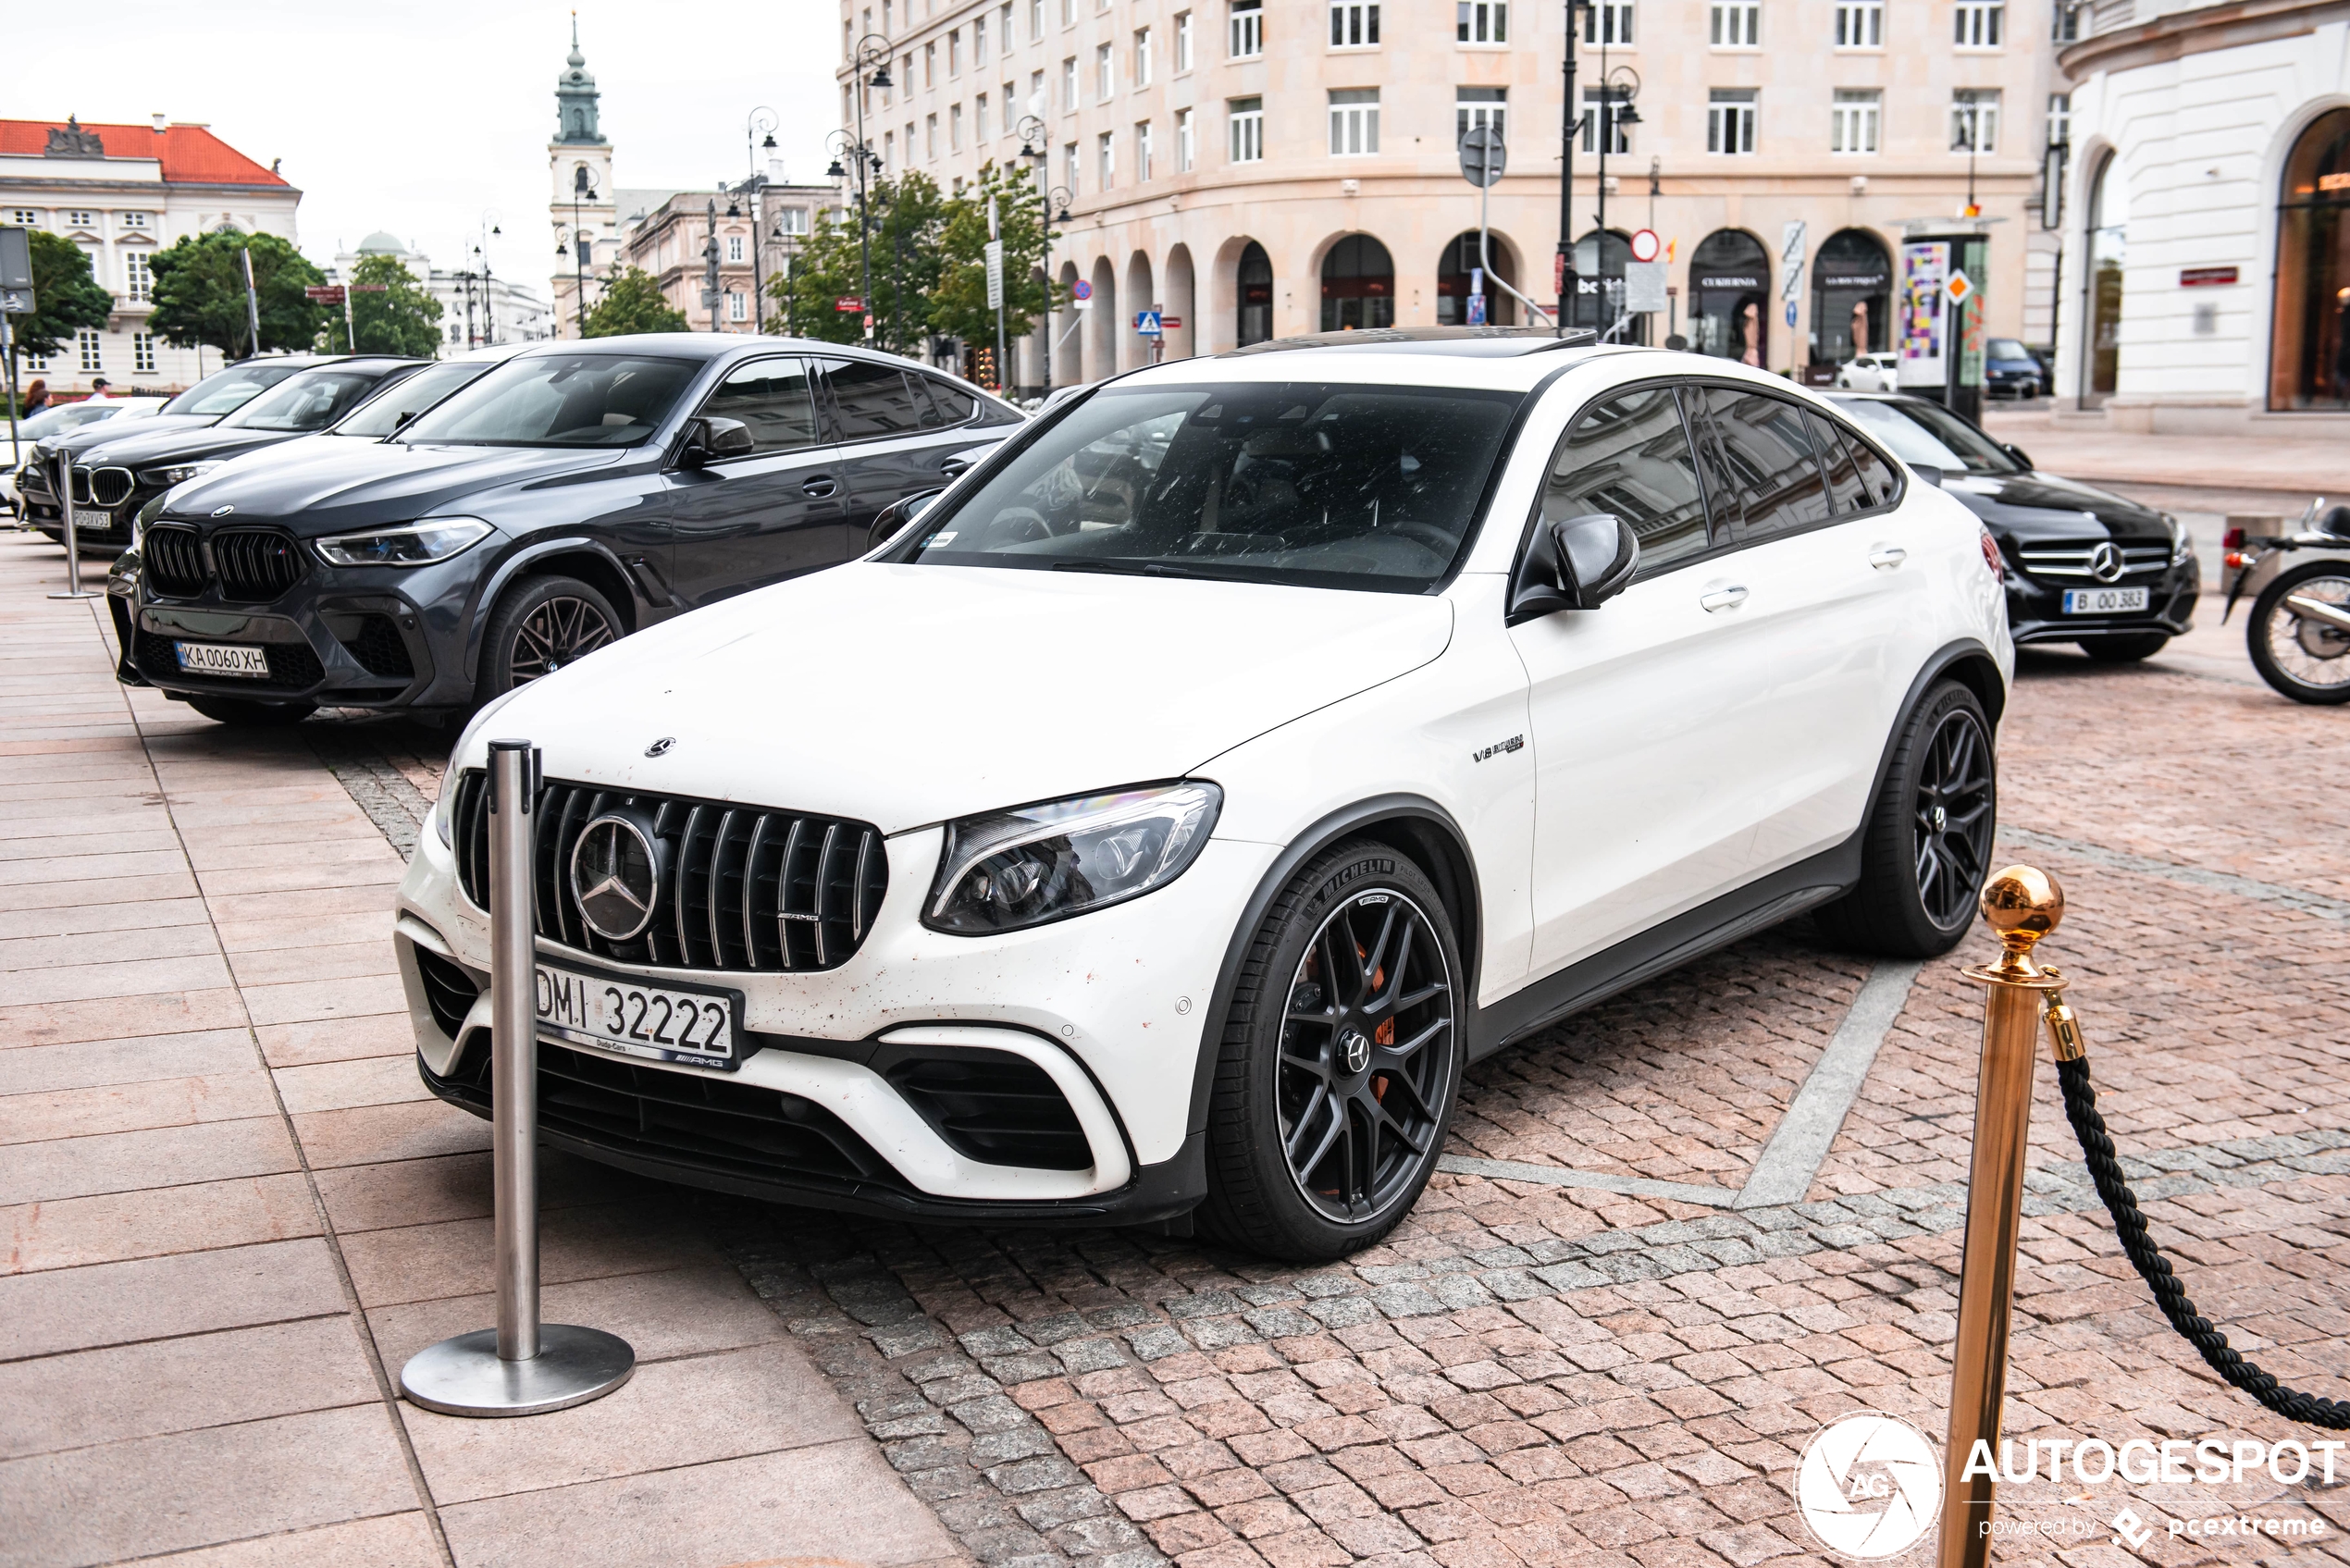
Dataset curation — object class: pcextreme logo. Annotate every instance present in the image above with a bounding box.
[1793,1412,1945,1561]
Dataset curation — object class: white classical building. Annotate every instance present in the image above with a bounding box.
[0,115,301,394]
[2053,0,2350,434]
[322,232,553,353]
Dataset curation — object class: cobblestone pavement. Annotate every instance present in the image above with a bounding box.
[273,597,2350,1567]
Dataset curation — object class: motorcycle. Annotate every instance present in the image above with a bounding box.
[2221,497,2350,706]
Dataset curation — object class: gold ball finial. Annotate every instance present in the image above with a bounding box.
[1980,864,2063,952]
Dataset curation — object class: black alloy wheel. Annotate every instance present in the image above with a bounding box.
[2247,564,2350,706]
[1202,841,1464,1259]
[479,574,622,698]
[1815,680,1998,957]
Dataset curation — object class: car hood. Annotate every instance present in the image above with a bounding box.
[161,440,636,533]
[487,562,1457,834]
[1938,468,2171,542]
[54,412,222,459]
[73,423,303,472]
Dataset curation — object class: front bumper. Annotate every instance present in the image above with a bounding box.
[22,492,133,554]
[2007,554,2200,646]
[394,806,1278,1223]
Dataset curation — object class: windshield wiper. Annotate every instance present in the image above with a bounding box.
[1049,559,1209,579]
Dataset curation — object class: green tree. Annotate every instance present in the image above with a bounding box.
[930,163,1059,355]
[12,229,114,363]
[767,173,947,354]
[331,253,443,356]
[148,230,326,358]
[582,265,688,337]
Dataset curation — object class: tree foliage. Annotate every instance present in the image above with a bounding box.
[147,231,326,358]
[329,253,443,357]
[582,265,688,337]
[929,164,1056,349]
[13,230,114,362]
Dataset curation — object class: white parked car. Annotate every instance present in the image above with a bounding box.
[397,330,2010,1260]
[4,396,168,513]
[1837,352,1901,392]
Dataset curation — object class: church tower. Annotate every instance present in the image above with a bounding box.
[549,16,615,337]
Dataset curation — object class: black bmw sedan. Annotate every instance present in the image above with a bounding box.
[1826,391,2197,661]
[118,334,1020,725]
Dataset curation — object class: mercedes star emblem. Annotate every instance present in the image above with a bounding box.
[2088,541,2124,583]
[570,815,660,941]
[1342,1029,1371,1075]
[645,737,675,758]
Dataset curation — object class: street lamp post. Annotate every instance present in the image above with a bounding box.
[479,211,502,345]
[1558,0,1589,336]
[566,164,597,337]
[1017,117,1052,393]
[1594,66,1640,341]
[744,108,777,331]
[838,34,894,340]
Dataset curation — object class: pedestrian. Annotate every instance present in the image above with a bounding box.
[86,377,112,401]
[20,377,46,415]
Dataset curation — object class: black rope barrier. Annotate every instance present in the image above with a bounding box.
[2054,1051,2350,1430]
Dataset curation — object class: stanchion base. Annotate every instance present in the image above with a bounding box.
[46,591,100,600]
[399,1325,636,1417]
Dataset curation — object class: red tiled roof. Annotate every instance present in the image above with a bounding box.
[0,120,289,187]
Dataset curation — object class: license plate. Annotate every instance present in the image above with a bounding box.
[174,641,271,678]
[69,507,113,532]
[2061,586,2150,615]
[534,960,740,1069]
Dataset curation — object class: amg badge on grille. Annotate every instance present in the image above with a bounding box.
[570,814,662,941]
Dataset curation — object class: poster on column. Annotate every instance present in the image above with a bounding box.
[1898,241,1948,390]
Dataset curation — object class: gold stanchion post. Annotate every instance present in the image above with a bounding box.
[1937,866,2068,1568]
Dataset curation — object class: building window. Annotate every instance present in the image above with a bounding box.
[1135,27,1153,85]
[1137,119,1155,179]
[1832,88,1881,153]
[1230,96,1264,161]
[132,332,156,375]
[779,206,811,235]
[1457,86,1505,144]
[1061,0,1074,23]
[1330,1,1379,46]
[951,102,964,151]
[1585,1,1630,44]
[78,328,103,372]
[927,113,939,158]
[6,208,38,226]
[1031,0,1043,37]
[118,211,150,229]
[23,350,46,373]
[726,234,745,263]
[1062,56,1077,110]
[1709,88,1757,153]
[1096,42,1115,98]
[1835,0,1880,45]
[1177,106,1195,169]
[65,209,97,229]
[1711,1,1758,46]
[1065,141,1080,193]
[1457,1,1505,43]
[977,92,991,135]
[1098,130,1115,187]
[1955,0,2003,46]
[1231,0,1263,58]
[881,1,891,32]
[2052,1,2079,40]
[1001,3,1013,50]
[2047,93,2071,148]
[924,43,936,86]
[949,28,962,75]
[1176,11,1194,69]
[975,15,988,64]
[2270,106,2350,409]
[728,290,748,322]
[1031,68,1045,117]
[1000,86,1016,133]
[1579,88,1630,154]
[124,251,154,302]
[1951,89,1998,154]
[1329,88,1379,155]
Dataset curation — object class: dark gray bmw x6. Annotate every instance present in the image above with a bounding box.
[117,334,1020,724]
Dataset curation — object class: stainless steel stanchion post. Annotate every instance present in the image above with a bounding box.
[47,451,97,600]
[400,739,635,1417]
[1936,865,2067,1568]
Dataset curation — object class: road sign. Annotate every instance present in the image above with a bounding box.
[1945,270,1975,305]
[835,296,865,312]
[1134,310,1162,337]
[305,285,346,303]
[1071,278,1093,301]
[1780,219,1807,302]
[1785,300,1798,327]
[1625,261,1668,314]
[0,226,31,290]
[1629,228,1662,264]
[984,239,1005,310]
[0,287,32,315]
[1459,126,1505,188]
[1159,316,1182,329]
[351,284,389,293]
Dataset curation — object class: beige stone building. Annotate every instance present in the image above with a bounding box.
[612,181,848,335]
[840,0,2068,389]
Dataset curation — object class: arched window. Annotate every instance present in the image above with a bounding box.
[1688,229,1769,365]
[1319,235,1394,330]
[1811,228,1892,370]
[1236,241,1273,345]
[2270,107,2350,411]
[1572,229,1637,340]
[1436,232,1515,326]
[2082,152,2126,406]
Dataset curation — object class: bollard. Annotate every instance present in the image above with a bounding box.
[46,451,98,601]
[1936,865,2067,1568]
[399,739,636,1417]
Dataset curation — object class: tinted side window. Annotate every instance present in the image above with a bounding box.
[1699,386,1833,539]
[700,357,821,454]
[820,359,923,439]
[1845,428,1897,507]
[1544,386,1713,577]
[918,376,978,426]
[1807,411,1868,514]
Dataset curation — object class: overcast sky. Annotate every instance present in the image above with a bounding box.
[24,0,840,292]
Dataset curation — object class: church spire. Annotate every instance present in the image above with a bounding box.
[555,13,603,145]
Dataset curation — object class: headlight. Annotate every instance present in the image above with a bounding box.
[2164,512,2195,566]
[925,782,1221,934]
[435,683,532,847]
[315,517,492,568]
[131,493,169,546]
[139,461,223,487]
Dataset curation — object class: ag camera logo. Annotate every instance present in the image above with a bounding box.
[1794,1412,1944,1560]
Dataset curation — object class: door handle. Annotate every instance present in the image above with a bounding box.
[938,455,972,479]
[1869,545,1908,570]
[801,475,838,499]
[1699,585,1749,612]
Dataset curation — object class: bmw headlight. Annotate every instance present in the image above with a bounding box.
[926,782,1222,934]
[315,517,492,568]
[139,461,223,487]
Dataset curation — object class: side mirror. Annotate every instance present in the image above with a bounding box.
[2002,443,2034,470]
[391,410,417,431]
[1507,512,1640,624]
[1908,463,1944,488]
[868,488,945,550]
[675,416,754,470]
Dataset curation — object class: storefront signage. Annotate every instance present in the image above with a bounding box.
[1821,271,1888,289]
[2180,266,2240,287]
[2319,172,2350,192]
[1695,274,1761,290]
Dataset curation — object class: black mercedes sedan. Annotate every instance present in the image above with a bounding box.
[118,334,1020,726]
[1826,391,2197,661]
[26,358,427,557]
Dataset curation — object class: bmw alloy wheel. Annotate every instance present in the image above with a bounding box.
[508,594,616,687]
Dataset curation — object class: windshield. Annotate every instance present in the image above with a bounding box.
[334,361,494,438]
[1835,398,2020,475]
[1987,339,2031,360]
[21,402,124,438]
[162,361,309,417]
[217,367,393,432]
[888,382,1523,592]
[395,352,699,447]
